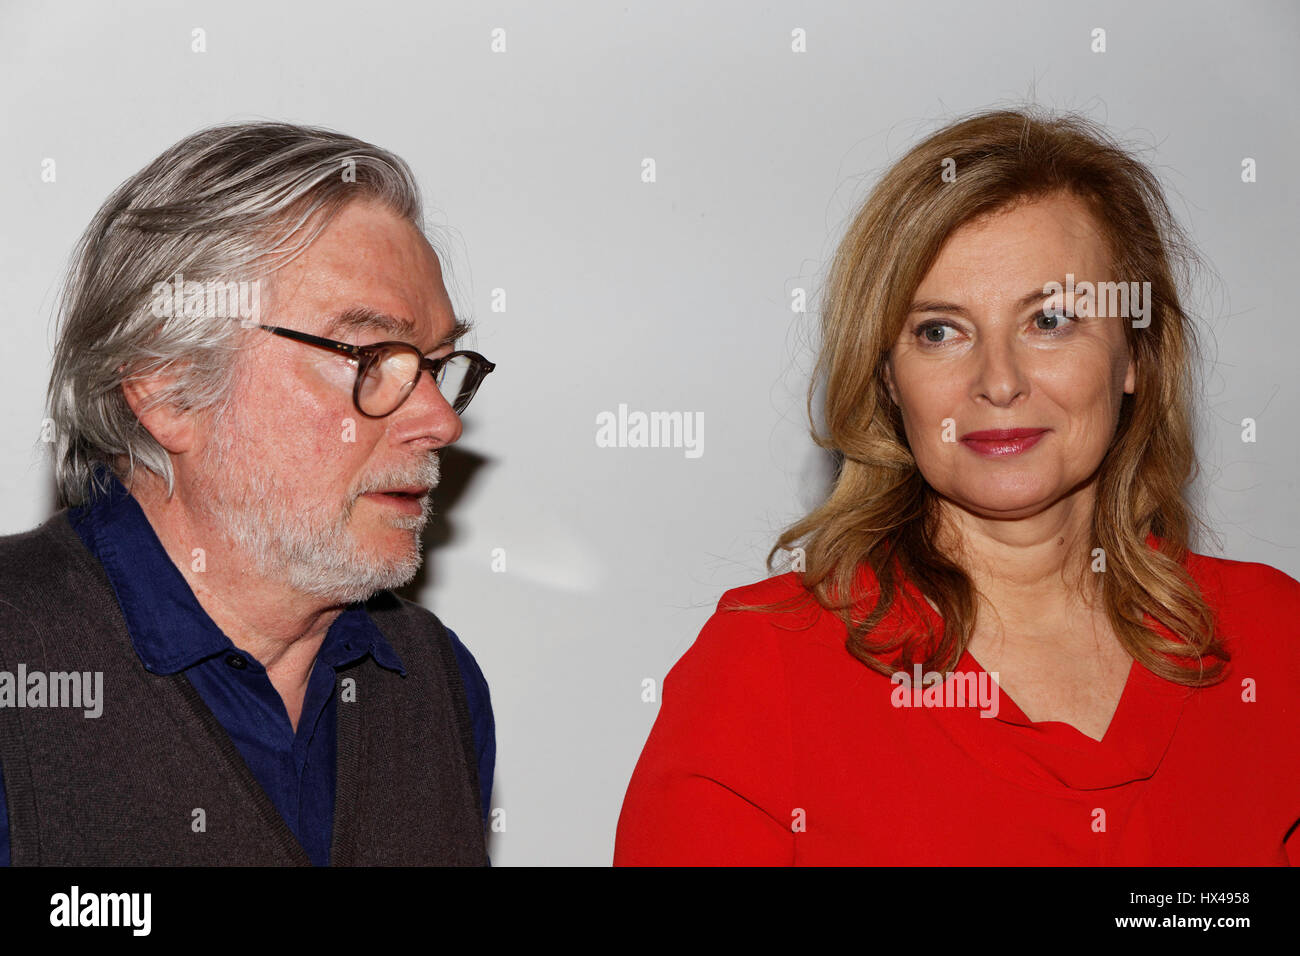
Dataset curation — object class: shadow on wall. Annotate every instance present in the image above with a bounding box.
[396,442,491,601]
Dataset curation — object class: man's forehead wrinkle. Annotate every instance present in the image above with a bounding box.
[267,261,315,318]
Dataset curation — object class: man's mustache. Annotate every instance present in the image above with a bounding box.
[355,454,440,498]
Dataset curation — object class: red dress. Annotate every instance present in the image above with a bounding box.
[614,550,1300,865]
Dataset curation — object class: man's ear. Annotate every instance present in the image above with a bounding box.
[121,367,195,455]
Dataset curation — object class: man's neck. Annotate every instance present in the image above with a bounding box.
[125,471,342,711]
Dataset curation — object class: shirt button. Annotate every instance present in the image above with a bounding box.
[226,654,248,670]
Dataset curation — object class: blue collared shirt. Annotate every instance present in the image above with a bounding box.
[0,469,493,865]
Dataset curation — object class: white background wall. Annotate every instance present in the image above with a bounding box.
[1,0,1296,865]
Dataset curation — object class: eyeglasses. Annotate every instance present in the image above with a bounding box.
[251,323,496,418]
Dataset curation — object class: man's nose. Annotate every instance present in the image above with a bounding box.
[392,366,463,446]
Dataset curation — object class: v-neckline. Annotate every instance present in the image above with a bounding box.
[960,647,1136,744]
[903,582,1194,789]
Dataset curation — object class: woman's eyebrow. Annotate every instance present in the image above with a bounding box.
[908,298,970,316]
[909,283,1076,315]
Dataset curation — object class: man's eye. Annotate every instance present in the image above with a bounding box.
[312,353,358,389]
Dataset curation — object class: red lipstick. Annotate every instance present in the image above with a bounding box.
[960,428,1047,457]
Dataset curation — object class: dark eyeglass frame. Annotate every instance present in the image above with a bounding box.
[252,323,496,418]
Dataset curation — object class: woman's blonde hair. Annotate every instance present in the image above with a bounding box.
[765,108,1227,687]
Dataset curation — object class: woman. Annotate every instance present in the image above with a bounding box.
[614,109,1299,865]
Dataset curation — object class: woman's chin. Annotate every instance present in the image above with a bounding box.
[944,483,1068,521]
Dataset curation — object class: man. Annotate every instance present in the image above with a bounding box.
[0,122,496,864]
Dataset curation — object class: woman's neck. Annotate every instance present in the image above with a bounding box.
[935,484,1103,632]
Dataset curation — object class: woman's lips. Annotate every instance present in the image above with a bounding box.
[960,428,1048,457]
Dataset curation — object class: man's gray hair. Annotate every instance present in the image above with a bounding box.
[47,121,427,508]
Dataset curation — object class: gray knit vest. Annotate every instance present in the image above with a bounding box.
[0,511,486,866]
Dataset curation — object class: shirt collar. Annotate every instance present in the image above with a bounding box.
[67,465,405,677]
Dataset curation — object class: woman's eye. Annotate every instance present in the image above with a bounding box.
[915,321,956,344]
[1035,309,1073,332]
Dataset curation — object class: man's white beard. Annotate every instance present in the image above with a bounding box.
[193,397,440,606]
